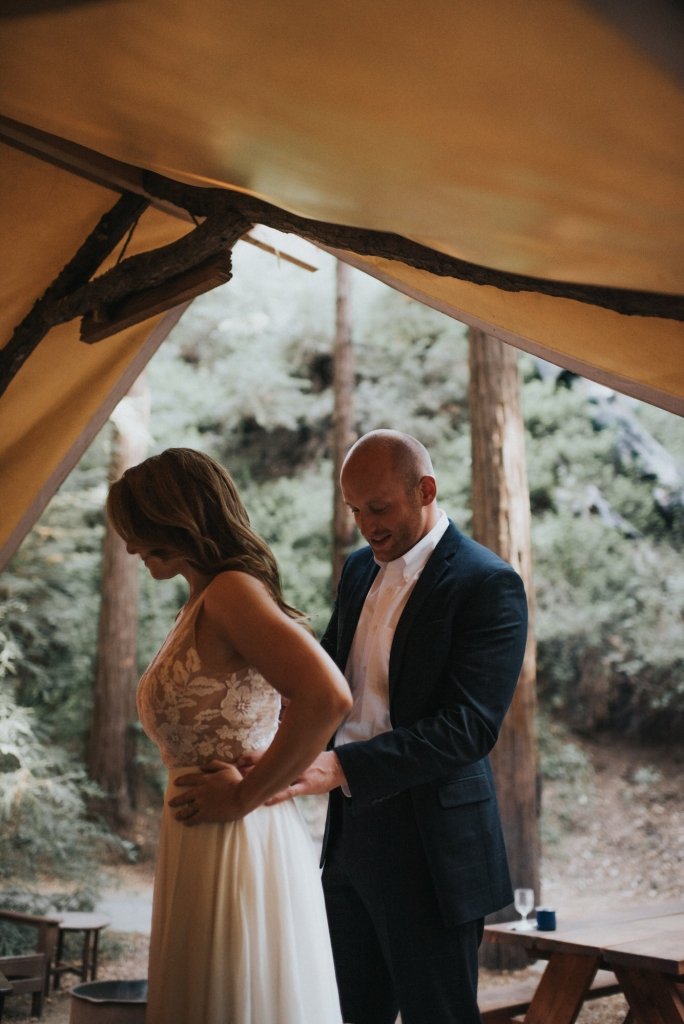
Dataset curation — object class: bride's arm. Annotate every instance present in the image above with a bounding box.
[169,571,351,824]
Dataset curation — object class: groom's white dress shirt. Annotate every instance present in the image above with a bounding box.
[335,511,448,749]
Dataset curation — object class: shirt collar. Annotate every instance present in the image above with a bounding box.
[375,510,449,583]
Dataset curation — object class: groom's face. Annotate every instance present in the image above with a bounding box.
[341,451,435,562]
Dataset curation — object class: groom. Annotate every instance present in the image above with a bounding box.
[176,430,528,1024]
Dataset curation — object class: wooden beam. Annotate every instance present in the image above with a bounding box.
[0,115,190,222]
[1,115,681,322]
[0,116,319,271]
[143,171,684,322]
[0,191,149,397]
[0,193,250,397]
[52,208,250,326]
[81,251,232,343]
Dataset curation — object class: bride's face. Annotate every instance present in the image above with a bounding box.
[125,541,187,581]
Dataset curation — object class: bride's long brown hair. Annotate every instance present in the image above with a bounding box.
[107,447,307,624]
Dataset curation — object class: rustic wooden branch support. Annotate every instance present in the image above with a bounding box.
[0,192,149,397]
[0,199,251,398]
[81,251,233,343]
[141,170,684,322]
[1,141,681,400]
[53,208,251,326]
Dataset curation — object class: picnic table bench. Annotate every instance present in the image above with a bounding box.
[479,968,621,1022]
[483,899,684,1024]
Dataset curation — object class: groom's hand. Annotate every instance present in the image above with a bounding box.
[266,751,347,805]
[169,759,245,825]
[236,750,263,775]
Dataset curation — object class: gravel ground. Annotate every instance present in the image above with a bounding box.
[3,736,681,1023]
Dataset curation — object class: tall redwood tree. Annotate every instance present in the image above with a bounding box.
[89,373,150,827]
[468,327,539,968]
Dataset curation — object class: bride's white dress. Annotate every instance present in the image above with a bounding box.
[137,587,342,1024]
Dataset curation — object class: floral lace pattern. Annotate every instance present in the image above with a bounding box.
[137,594,280,768]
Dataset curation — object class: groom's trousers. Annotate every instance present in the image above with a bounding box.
[322,789,484,1024]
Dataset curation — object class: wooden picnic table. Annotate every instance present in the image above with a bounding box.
[484,899,684,1024]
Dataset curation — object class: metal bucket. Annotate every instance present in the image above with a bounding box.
[69,979,147,1023]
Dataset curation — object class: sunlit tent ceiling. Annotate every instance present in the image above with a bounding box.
[1,0,683,568]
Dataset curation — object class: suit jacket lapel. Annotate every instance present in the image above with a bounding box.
[388,523,461,684]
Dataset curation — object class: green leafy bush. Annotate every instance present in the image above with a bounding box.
[533,501,684,739]
[0,597,127,886]
[0,700,118,886]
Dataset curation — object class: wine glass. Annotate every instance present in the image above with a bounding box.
[513,888,535,929]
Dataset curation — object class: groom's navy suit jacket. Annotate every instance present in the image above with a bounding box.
[321,520,528,926]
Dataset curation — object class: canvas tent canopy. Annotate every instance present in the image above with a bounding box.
[0,0,683,568]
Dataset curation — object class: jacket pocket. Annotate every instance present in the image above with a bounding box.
[438,774,492,807]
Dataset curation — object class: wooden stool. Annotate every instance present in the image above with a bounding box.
[52,913,110,990]
[0,966,12,1021]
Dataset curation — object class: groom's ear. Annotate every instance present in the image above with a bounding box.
[418,476,437,505]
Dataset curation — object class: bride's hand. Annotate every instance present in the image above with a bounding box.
[169,759,246,825]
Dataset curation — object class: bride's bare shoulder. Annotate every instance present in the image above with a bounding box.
[203,571,273,617]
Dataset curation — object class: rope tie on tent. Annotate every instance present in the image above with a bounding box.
[114,212,143,266]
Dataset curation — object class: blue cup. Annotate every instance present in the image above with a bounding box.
[535,907,557,931]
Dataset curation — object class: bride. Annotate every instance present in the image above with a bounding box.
[107,447,351,1024]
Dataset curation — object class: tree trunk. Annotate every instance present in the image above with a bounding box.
[468,327,539,970]
[331,260,356,594]
[88,372,150,828]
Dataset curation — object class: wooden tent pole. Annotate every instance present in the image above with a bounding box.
[0,192,149,395]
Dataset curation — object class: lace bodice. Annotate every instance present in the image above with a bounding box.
[137,589,281,768]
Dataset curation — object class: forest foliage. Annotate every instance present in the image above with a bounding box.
[1,238,683,887]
